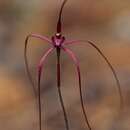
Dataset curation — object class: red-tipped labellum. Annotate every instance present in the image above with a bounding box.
[24,0,123,130]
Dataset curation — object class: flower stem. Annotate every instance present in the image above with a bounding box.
[56,48,69,130]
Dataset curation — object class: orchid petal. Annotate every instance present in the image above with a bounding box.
[62,47,92,130]
[37,47,54,130]
[64,40,123,110]
[24,34,52,97]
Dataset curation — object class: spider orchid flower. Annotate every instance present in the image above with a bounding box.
[24,0,123,130]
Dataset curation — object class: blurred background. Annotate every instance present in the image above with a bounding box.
[0,0,130,130]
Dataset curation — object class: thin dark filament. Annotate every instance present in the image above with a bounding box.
[87,41,123,110]
[56,48,69,130]
[57,0,68,33]
[62,47,92,130]
[24,35,37,97]
[78,68,92,130]
[65,40,123,110]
